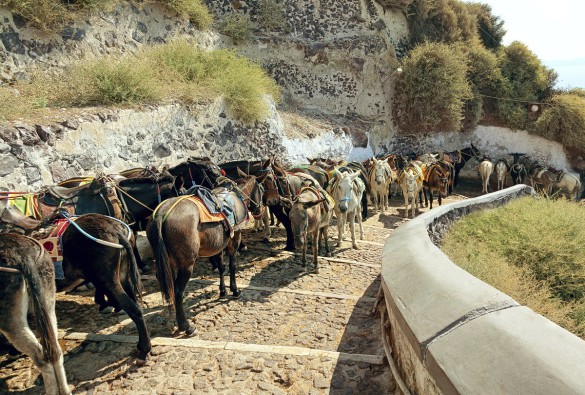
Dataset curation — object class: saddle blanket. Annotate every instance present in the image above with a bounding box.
[186,196,225,223]
[34,218,76,280]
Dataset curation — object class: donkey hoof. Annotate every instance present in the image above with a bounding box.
[219,290,228,298]
[100,306,115,314]
[185,325,197,337]
[232,290,242,299]
[314,267,320,274]
[352,244,359,250]
[240,245,248,252]
[135,357,147,367]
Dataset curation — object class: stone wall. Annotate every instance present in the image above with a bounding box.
[381,185,585,394]
[0,100,290,190]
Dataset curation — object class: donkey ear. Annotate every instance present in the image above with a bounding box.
[303,199,325,209]
[262,157,272,169]
[281,198,293,209]
[351,170,361,179]
[256,172,268,183]
[236,166,248,178]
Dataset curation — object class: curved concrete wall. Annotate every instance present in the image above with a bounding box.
[381,185,585,394]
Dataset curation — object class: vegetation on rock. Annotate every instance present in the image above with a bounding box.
[442,197,585,340]
[392,42,472,134]
[0,40,280,124]
[0,0,212,31]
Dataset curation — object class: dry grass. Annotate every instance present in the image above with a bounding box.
[0,40,280,124]
[441,197,585,339]
[0,0,211,31]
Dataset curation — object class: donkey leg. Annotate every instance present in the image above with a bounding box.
[263,209,271,242]
[357,205,364,240]
[228,235,242,298]
[174,266,196,336]
[212,254,227,298]
[336,210,344,246]
[349,212,358,249]
[312,232,319,274]
[109,288,152,364]
[2,286,68,395]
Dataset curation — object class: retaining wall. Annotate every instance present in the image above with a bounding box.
[380,185,585,394]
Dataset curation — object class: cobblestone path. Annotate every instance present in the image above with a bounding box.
[0,184,477,394]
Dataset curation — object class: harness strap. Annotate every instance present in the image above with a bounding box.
[60,212,131,249]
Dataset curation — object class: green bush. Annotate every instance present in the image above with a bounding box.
[164,0,213,30]
[392,42,472,134]
[219,14,253,44]
[407,0,477,47]
[257,0,286,31]
[1,40,280,124]
[465,2,506,49]
[492,41,557,129]
[535,94,585,152]
[0,0,211,31]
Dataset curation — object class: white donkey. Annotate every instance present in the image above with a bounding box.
[553,170,582,201]
[495,159,510,190]
[368,158,392,213]
[478,159,494,194]
[331,170,365,249]
[399,162,423,218]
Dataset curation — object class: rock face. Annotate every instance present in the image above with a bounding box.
[0,2,578,190]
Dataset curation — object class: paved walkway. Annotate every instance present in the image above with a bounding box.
[0,185,476,394]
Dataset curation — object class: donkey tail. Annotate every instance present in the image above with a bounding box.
[151,214,176,308]
[119,234,143,305]
[20,242,62,364]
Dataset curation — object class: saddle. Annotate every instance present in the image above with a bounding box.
[0,205,41,233]
[43,181,105,202]
[299,186,335,212]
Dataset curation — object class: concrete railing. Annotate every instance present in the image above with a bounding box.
[379,185,585,394]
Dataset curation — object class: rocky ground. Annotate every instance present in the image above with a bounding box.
[0,181,482,394]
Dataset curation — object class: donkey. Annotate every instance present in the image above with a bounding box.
[58,213,151,366]
[478,159,494,194]
[422,163,449,209]
[147,172,262,335]
[551,170,582,201]
[495,159,510,190]
[399,163,424,218]
[0,233,71,395]
[446,143,482,187]
[368,158,393,214]
[282,187,333,273]
[330,170,365,249]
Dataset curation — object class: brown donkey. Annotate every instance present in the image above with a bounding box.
[282,187,333,273]
[147,170,265,335]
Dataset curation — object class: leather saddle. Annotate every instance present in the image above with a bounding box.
[0,205,41,232]
[42,178,110,205]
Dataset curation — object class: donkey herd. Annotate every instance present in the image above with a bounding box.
[0,144,582,394]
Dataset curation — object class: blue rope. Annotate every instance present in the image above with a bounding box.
[59,211,130,249]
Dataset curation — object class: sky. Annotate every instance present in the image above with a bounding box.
[463,0,585,89]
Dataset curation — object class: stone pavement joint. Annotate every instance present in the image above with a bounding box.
[62,332,386,364]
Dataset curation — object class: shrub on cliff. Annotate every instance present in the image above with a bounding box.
[218,14,253,44]
[535,94,585,153]
[392,42,472,134]
[494,41,557,130]
[407,0,477,47]
[457,42,507,130]
[465,2,506,49]
[1,40,280,124]
[0,0,212,31]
